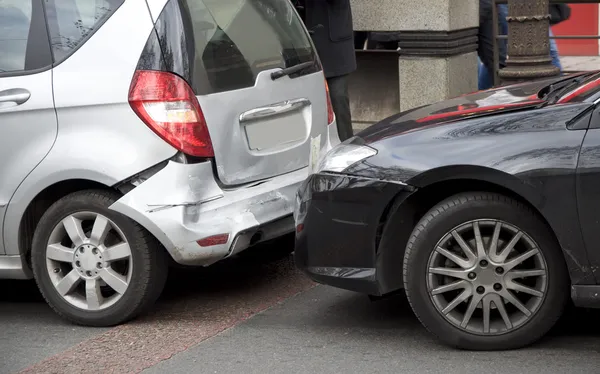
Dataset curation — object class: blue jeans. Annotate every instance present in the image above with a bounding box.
[479,5,562,90]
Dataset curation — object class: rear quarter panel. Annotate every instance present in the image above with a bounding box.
[348,104,596,284]
[3,0,177,255]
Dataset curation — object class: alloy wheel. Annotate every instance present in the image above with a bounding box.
[426,219,548,335]
[45,212,133,311]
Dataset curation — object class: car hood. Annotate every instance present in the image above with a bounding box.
[358,75,583,144]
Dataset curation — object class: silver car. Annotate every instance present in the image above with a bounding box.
[0,0,339,326]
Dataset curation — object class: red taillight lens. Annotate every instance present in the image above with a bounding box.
[325,80,335,125]
[128,70,214,157]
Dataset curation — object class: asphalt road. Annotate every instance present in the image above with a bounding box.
[0,279,108,373]
[1,237,599,374]
[148,287,600,374]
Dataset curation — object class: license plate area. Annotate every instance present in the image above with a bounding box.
[242,100,310,153]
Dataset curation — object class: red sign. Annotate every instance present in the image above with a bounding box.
[552,4,599,56]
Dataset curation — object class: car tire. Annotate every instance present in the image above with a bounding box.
[31,190,168,327]
[403,192,569,350]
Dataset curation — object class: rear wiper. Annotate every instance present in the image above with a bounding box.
[271,61,315,81]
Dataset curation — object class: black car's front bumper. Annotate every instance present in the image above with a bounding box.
[294,172,413,295]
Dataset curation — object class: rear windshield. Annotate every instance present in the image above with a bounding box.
[145,0,319,95]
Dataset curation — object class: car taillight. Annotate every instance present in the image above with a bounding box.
[128,70,214,158]
[325,80,335,125]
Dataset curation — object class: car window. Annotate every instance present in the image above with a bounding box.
[158,0,318,95]
[0,0,33,73]
[43,0,124,64]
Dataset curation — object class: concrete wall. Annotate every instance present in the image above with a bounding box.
[349,0,480,128]
[349,51,400,126]
[351,0,478,32]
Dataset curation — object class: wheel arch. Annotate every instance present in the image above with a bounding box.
[375,167,563,295]
[14,179,116,262]
[407,165,546,208]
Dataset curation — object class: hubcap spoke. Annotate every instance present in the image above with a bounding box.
[496,231,523,263]
[429,267,471,281]
[472,222,486,259]
[461,292,482,328]
[46,243,75,263]
[89,215,111,247]
[431,280,469,295]
[451,230,476,262]
[103,243,131,262]
[435,246,471,269]
[482,296,491,333]
[99,268,128,294]
[504,248,539,272]
[501,290,532,316]
[442,288,472,314]
[62,216,87,247]
[488,222,502,257]
[55,269,81,296]
[507,269,546,279]
[506,280,544,297]
[85,279,103,310]
[491,294,513,329]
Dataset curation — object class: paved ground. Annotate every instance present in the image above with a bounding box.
[0,237,314,374]
[0,280,108,372]
[561,56,600,72]
[1,234,599,374]
[148,287,600,374]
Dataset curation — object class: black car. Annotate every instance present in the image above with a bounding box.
[294,71,600,350]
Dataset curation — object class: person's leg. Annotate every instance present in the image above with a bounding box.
[478,3,507,90]
[354,31,368,50]
[326,74,353,141]
[549,29,562,71]
[479,58,494,90]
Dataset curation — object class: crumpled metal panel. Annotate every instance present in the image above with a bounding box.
[110,160,307,266]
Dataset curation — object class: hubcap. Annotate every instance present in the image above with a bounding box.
[45,212,133,311]
[426,220,548,335]
[73,243,105,278]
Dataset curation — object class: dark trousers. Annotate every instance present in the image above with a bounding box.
[327,74,353,141]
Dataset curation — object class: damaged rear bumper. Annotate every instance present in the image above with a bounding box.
[109,161,306,266]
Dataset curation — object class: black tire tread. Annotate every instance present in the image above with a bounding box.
[31,189,168,327]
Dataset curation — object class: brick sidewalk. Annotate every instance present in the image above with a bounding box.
[561,56,600,71]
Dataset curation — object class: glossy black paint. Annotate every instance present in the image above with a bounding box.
[296,76,600,299]
[571,285,600,308]
[347,104,597,286]
[294,173,408,294]
[575,110,600,280]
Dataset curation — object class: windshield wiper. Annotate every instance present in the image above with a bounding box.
[271,61,315,81]
[543,72,597,104]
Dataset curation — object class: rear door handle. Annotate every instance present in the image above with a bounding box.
[0,88,31,107]
[239,98,311,123]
